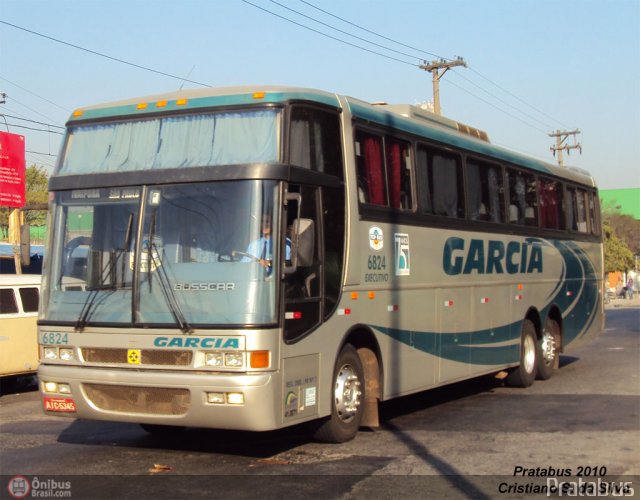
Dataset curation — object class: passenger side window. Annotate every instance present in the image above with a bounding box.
[466,159,504,222]
[416,145,464,217]
[19,287,39,313]
[355,131,386,206]
[539,178,565,230]
[289,107,343,178]
[385,138,413,210]
[567,187,589,233]
[0,289,19,314]
[506,169,538,226]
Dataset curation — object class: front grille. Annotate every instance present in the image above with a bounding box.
[81,348,192,366]
[83,383,190,415]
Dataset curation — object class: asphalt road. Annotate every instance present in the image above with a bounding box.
[1,305,638,499]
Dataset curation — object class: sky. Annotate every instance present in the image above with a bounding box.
[0,0,638,190]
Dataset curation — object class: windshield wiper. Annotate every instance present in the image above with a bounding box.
[146,210,193,334]
[75,214,133,331]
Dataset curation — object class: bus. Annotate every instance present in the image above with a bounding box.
[1,274,41,377]
[38,86,603,442]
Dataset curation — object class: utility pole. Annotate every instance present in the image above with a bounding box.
[549,129,582,167]
[419,57,466,115]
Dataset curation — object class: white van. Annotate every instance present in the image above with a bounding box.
[0,275,41,377]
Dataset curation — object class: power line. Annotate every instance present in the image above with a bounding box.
[293,2,572,134]
[449,69,557,131]
[241,0,418,67]
[268,0,423,62]
[0,20,212,88]
[1,113,64,130]
[468,67,572,130]
[298,0,449,61]
[0,75,70,113]
[4,122,64,134]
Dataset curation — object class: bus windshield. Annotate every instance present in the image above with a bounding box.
[43,180,281,327]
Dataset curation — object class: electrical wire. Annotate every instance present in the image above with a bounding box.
[1,113,64,130]
[241,0,418,67]
[0,20,212,88]
[298,0,449,61]
[268,0,424,62]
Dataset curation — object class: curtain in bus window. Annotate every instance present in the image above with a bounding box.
[540,180,562,229]
[363,137,386,205]
[466,162,483,220]
[60,111,278,174]
[110,120,161,170]
[289,118,312,169]
[61,125,116,172]
[209,111,277,165]
[155,115,216,167]
[432,154,458,216]
[417,147,432,213]
[487,167,502,222]
[565,189,576,230]
[313,122,326,172]
[385,141,402,209]
[575,189,588,232]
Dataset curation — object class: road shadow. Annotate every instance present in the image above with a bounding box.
[0,374,38,396]
[56,417,318,459]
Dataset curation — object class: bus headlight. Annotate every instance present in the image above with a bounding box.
[226,392,245,405]
[44,347,58,360]
[224,353,244,368]
[205,353,224,367]
[59,348,75,361]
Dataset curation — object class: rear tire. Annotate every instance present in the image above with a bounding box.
[313,344,364,443]
[537,317,560,380]
[506,319,537,387]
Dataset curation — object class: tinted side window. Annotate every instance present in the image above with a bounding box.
[19,287,40,313]
[355,131,386,206]
[466,159,504,222]
[289,107,344,179]
[506,169,538,226]
[539,178,565,230]
[0,289,19,314]
[567,187,589,233]
[385,137,413,210]
[417,145,464,217]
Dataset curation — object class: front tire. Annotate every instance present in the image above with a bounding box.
[505,319,537,387]
[313,344,364,443]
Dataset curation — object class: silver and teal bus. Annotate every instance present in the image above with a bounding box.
[38,86,603,442]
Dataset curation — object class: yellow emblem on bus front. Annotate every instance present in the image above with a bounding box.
[127,349,141,365]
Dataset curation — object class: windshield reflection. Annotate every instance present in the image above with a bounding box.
[44,181,281,327]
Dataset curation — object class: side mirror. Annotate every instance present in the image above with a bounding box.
[290,218,314,267]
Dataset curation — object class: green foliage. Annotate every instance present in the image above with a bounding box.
[601,200,639,273]
[603,222,635,273]
[0,164,49,240]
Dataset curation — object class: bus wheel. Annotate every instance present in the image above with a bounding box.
[505,319,537,388]
[537,318,560,380]
[314,344,364,443]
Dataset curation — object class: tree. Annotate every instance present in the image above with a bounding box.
[602,222,634,274]
[0,164,49,240]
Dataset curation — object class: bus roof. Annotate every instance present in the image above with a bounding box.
[66,85,596,187]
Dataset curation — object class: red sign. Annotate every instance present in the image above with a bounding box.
[0,131,26,208]
[43,397,77,413]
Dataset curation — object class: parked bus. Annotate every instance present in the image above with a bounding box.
[38,86,603,442]
[1,274,41,377]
